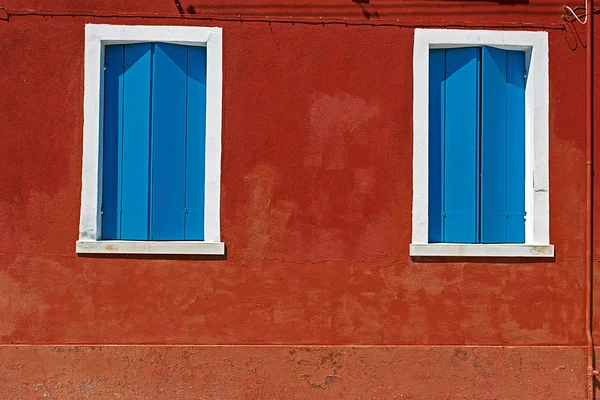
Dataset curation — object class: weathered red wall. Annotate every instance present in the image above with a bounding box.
[1,0,600,398]
[0,346,590,399]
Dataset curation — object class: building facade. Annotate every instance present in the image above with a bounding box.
[0,0,599,398]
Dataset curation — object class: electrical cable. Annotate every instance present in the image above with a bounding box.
[1,8,566,30]
[565,1,588,24]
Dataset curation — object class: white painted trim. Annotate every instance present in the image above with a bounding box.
[411,29,551,255]
[204,28,223,242]
[79,24,223,251]
[410,244,554,258]
[76,240,225,255]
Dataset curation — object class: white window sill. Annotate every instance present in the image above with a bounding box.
[76,240,225,255]
[410,243,554,258]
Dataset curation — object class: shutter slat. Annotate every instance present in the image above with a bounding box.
[481,46,508,243]
[428,49,445,243]
[185,46,207,240]
[151,43,187,240]
[120,43,152,240]
[505,50,526,243]
[443,48,480,243]
[101,45,123,239]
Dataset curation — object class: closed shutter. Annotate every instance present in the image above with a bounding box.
[102,43,207,240]
[151,43,188,240]
[428,48,480,243]
[102,44,152,240]
[480,46,526,243]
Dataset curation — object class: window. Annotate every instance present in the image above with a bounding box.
[102,43,207,241]
[77,25,224,255]
[411,29,553,258]
[429,46,526,244]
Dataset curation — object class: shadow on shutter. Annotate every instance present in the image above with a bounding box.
[102,45,124,240]
[428,49,445,243]
[185,46,207,241]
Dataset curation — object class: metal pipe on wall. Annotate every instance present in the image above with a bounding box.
[587,1,597,399]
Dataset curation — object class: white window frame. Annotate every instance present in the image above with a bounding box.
[411,29,554,258]
[77,24,225,255]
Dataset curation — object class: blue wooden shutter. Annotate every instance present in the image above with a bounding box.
[481,46,526,243]
[185,46,208,240]
[102,43,207,241]
[102,44,152,240]
[151,43,188,240]
[441,48,481,243]
[150,43,207,240]
[428,49,445,243]
[102,45,123,240]
[121,44,153,240]
[429,48,480,243]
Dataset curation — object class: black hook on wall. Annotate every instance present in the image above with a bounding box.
[174,0,184,14]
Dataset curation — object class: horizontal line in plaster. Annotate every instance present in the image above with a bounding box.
[0,344,587,348]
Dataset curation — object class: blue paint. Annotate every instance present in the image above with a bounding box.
[428,46,526,244]
[481,46,508,243]
[185,46,207,240]
[120,43,152,240]
[481,47,526,243]
[443,48,480,243]
[101,43,208,241]
[101,45,123,240]
[505,50,526,243]
[428,49,445,243]
[151,43,187,240]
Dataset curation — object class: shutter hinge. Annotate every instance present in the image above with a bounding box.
[524,69,528,80]
[103,63,107,72]
[442,212,447,218]
[506,212,527,219]
[184,208,189,215]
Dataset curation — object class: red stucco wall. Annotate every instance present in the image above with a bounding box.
[1,0,600,398]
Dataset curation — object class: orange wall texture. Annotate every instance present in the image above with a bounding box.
[1,0,600,398]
